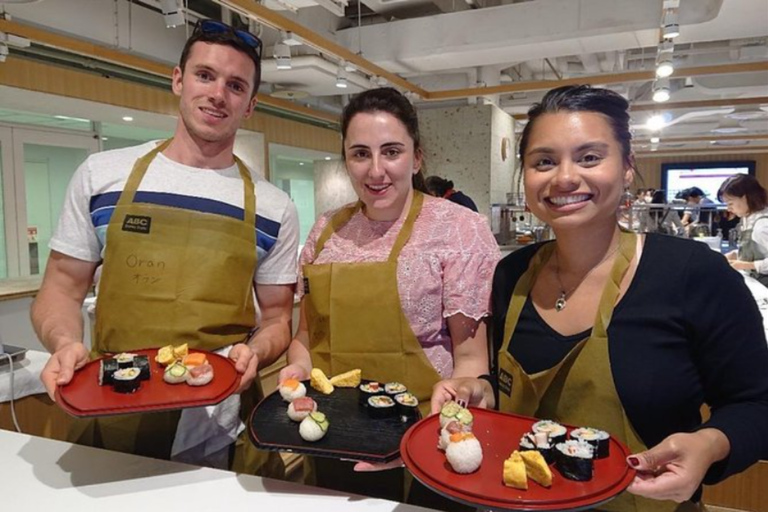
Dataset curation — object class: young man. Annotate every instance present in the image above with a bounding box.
[31,20,298,477]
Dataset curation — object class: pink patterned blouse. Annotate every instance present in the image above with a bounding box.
[299,195,501,378]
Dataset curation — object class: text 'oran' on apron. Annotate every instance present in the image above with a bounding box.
[496,231,685,512]
[303,191,442,417]
[94,139,258,355]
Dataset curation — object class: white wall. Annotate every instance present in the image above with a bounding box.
[313,159,356,218]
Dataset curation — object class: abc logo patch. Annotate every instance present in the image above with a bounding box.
[122,215,152,234]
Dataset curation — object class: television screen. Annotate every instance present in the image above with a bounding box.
[661,161,756,203]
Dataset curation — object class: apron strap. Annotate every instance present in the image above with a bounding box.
[314,203,361,255]
[593,231,637,338]
[233,155,256,229]
[116,139,172,207]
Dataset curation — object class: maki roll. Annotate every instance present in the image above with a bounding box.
[163,361,189,384]
[299,411,329,442]
[384,382,407,397]
[99,358,119,386]
[112,367,141,393]
[555,440,594,481]
[570,427,610,459]
[445,432,483,474]
[115,352,137,369]
[133,355,151,381]
[287,396,317,422]
[358,381,384,406]
[279,378,307,402]
[532,420,567,445]
[439,400,474,429]
[367,395,396,418]
[519,432,554,464]
[394,392,419,418]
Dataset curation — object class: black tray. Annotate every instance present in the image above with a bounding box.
[0,344,28,367]
[249,379,420,463]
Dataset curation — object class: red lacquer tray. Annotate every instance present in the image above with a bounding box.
[55,348,239,417]
[400,409,636,512]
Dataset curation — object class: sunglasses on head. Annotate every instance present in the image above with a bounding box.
[194,19,262,59]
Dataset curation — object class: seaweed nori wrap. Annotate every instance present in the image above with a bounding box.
[99,358,119,386]
[133,355,151,381]
[555,440,594,481]
[113,368,141,394]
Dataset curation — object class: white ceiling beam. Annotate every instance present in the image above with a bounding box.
[313,0,348,17]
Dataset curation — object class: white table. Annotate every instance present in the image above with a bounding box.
[0,430,436,511]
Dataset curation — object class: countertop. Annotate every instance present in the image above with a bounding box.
[0,429,436,511]
[0,275,42,301]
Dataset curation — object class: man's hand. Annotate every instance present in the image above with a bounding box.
[229,343,259,393]
[41,342,89,400]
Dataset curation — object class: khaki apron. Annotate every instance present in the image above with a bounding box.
[738,214,768,287]
[497,231,691,512]
[68,140,282,478]
[302,192,464,510]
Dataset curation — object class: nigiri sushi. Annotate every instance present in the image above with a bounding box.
[287,396,317,422]
[186,363,214,386]
[445,432,482,474]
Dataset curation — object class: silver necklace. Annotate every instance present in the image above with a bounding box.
[553,243,621,312]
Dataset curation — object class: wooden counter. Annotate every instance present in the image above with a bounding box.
[0,276,42,302]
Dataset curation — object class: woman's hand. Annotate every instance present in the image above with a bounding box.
[430,377,494,415]
[724,250,738,261]
[277,363,310,386]
[730,260,755,271]
[626,429,730,503]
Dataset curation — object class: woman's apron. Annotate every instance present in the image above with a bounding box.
[497,231,689,512]
[301,191,459,509]
[738,214,768,287]
[68,140,282,477]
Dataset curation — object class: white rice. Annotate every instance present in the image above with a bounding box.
[279,381,307,402]
[287,400,317,422]
[446,437,483,474]
[299,415,327,442]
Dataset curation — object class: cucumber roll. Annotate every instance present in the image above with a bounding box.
[384,382,407,397]
[555,440,594,481]
[112,367,141,394]
[570,427,610,459]
[358,381,384,406]
[114,352,137,369]
[133,355,151,381]
[99,358,119,386]
[394,392,419,418]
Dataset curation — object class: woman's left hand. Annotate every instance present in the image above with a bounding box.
[626,429,730,503]
[730,260,754,271]
[352,458,405,472]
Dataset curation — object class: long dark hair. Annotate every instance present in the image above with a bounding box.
[340,87,428,193]
[718,174,768,213]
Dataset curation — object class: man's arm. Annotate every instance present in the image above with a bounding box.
[31,250,98,399]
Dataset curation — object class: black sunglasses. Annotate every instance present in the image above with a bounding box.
[194,19,262,59]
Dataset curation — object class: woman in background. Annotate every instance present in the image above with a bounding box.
[425,175,479,212]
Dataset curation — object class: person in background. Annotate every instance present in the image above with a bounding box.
[279,87,499,508]
[431,85,768,512]
[719,173,768,287]
[32,20,299,476]
[681,186,716,230]
[649,189,684,236]
[425,175,479,211]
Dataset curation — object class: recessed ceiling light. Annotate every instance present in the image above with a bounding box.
[650,137,660,144]
[101,137,108,141]
[122,116,134,122]
[299,162,305,166]
[324,156,331,160]
[646,114,667,131]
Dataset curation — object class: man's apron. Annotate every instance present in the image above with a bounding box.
[301,191,461,509]
[738,214,768,287]
[68,140,282,477]
[497,231,692,512]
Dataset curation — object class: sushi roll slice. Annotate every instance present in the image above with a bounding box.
[112,367,141,393]
[163,361,189,384]
[368,395,396,418]
[287,396,317,422]
[133,355,151,381]
[279,378,307,402]
[115,352,137,369]
[439,400,474,429]
[445,432,483,474]
[555,440,594,481]
[358,381,384,406]
[384,382,407,397]
[519,432,555,464]
[99,358,119,386]
[438,420,471,451]
[394,392,419,418]
[532,420,567,446]
[299,411,329,442]
[186,363,214,386]
[570,427,610,459]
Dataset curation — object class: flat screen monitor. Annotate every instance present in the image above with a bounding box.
[661,161,756,203]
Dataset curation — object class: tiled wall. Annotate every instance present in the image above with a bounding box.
[313,159,357,219]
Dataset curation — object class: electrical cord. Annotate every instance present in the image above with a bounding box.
[0,352,21,432]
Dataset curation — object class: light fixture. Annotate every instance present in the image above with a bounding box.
[160,0,185,29]
[324,156,331,161]
[683,77,694,88]
[656,54,674,78]
[661,10,680,39]
[122,116,134,122]
[711,119,748,134]
[650,137,660,144]
[652,78,671,103]
[274,42,292,70]
[646,114,667,131]
[335,64,348,89]
[101,137,109,141]
[299,162,305,166]
[280,30,303,47]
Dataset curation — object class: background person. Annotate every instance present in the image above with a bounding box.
[31,20,299,476]
[425,175,479,211]
[431,85,768,512]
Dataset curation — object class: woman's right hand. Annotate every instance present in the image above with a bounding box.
[430,377,494,415]
[277,363,310,387]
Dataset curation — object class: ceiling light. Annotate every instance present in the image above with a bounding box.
[726,106,768,121]
[650,137,660,144]
[280,30,303,47]
[101,137,109,141]
[335,65,348,89]
[683,77,694,88]
[122,116,134,122]
[160,0,185,28]
[299,162,305,166]
[274,42,292,70]
[324,156,331,160]
[662,10,680,39]
[658,40,674,54]
[652,78,671,103]
[656,55,674,78]
[646,114,667,131]
[711,119,748,134]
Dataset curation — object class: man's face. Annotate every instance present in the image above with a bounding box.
[172,42,257,145]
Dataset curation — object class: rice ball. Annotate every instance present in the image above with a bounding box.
[287,396,317,422]
[279,379,307,402]
[299,411,329,442]
[446,434,483,474]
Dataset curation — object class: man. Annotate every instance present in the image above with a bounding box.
[424,175,478,212]
[31,20,298,477]
[680,186,716,230]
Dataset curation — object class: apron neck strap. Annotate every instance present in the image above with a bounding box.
[592,230,637,338]
[233,155,256,224]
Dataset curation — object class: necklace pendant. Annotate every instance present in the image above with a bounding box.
[555,295,567,312]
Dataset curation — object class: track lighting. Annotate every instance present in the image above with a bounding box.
[652,78,671,103]
[274,42,291,70]
[160,0,184,29]
[336,64,348,89]
[661,10,680,39]
[656,54,674,78]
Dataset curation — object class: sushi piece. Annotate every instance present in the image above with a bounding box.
[367,395,396,418]
[329,368,362,388]
[156,345,176,366]
[279,378,307,402]
[503,451,527,490]
[555,440,594,482]
[112,367,141,393]
[310,368,334,395]
[172,343,189,359]
[439,400,474,429]
[394,392,419,418]
[570,427,610,459]
[99,358,119,386]
[182,352,208,368]
[438,420,471,451]
[133,355,151,381]
[520,449,553,488]
[287,396,317,422]
[163,361,189,384]
[384,382,407,397]
[358,381,384,406]
[445,432,483,474]
[186,363,214,386]
[299,411,329,442]
[532,420,567,446]
[114,352,137,369]
[519,432,554,464]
